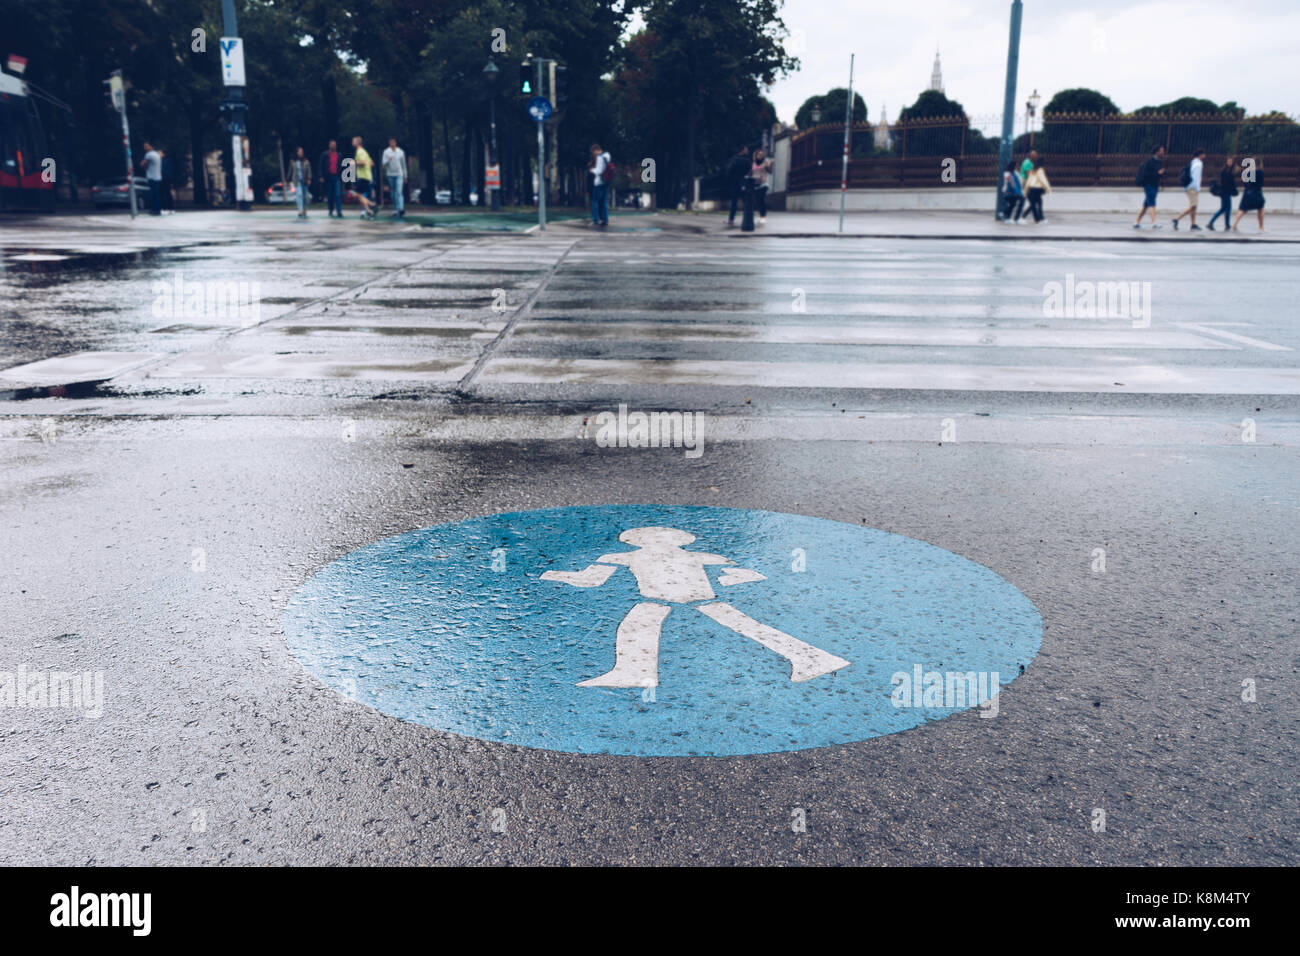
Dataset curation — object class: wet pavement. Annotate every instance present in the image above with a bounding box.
[1,209,1297,865]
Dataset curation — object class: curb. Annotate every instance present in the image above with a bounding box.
[723,231,1294,243]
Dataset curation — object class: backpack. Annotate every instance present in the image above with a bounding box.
[1177,164,1191,187]
[1134,163,1146,187]
[600,160,616,183]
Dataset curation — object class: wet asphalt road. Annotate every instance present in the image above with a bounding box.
[1,210,1297,865]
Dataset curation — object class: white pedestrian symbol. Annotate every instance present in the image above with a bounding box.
[541,526,850,688]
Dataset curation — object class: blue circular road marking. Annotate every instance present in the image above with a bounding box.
[283,506,1042,756]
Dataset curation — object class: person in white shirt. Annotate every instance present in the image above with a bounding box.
[589,143,611,227]
[381,138,408,219]
[1172,147,1206,231]
[139,142,163,216]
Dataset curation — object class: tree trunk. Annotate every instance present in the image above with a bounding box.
[322,74,339,140]
[189,90,206,207]
[417,111,435,200]
[460,116,472,205]
[442,110,455,201]
[684,105,698,210]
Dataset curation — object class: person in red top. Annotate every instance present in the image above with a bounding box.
[318,140,344,218]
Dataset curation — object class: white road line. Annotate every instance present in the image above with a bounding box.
[1178,323,1292,352]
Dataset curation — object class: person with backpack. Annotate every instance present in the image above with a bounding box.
[1172,147,1206,231]
[725,144,751,227]
[999,161,1025,222]
[589,143,612,228]
[1231,166,1266,232]
[1207,156,1236,232]
[1024,160,1051,223]
[1133,145,1166,229]
[750,147,774,225]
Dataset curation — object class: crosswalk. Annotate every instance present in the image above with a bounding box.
[2,234,1295,396]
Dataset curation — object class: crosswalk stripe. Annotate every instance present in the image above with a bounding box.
[512,321,1234,349]
[474,357,1300,394]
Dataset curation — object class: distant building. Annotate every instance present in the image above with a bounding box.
[874,103,892,150]
[930,47,944,94]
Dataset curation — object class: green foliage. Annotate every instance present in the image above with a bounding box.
[1043,88,1118,115]
[898,89,966,122]
[795,89,866,130]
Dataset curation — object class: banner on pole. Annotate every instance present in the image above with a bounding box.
[220,38,246,86]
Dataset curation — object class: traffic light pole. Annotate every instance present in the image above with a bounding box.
[488,96,500,212]
[537,59,546,230]
[221,0,251,211]
[106,70,137,219]
[838,53,854,233]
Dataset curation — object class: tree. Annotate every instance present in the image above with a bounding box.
[795,88,865,130]
[1043,88,1118,115]
[898,89,966,121]
[1133,96,1222,115]
[630,0,797,206]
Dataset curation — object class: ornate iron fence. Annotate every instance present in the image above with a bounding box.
[785,113,1300,189]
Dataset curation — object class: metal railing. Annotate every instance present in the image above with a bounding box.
[786,112,1300,189]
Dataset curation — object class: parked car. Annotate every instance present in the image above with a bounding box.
[431,189,481,205]
[91,177,150,208]
[266,181,301,204]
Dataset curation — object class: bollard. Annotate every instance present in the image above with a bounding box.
[741,175,756,232]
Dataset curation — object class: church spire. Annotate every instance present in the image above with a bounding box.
[930,46,943,94]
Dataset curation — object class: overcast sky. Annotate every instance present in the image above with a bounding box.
[766,0,1300,128]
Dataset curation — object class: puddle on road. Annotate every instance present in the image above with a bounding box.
[149,323,232,333]
[354,298,495,310]
[279,324,490,338]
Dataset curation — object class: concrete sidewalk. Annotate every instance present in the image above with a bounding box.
[693,208,1295,242]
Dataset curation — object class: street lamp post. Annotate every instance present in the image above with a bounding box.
[1026,88,1040,148]
[995,0,1024,218]
[482,58,501,211]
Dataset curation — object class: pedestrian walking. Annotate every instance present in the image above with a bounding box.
[1172,147,1206,231]
[381,138,408,220]
[352,136,377,219]
[725,144,750,227]
[750,147,773,225]
[159,148,174,212]
[1018,148,1038,189]
[1207,156,1236,232]
[1024,161,1051,223]
[1232,167,1266,232]
[589,143,612,228]
[999,161,1025,222]
[1133,145,1166,229]
[289,146,312,218]
[319,140,343,218]
[139,141,163,216]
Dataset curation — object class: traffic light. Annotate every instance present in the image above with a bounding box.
[519,60,532,94]
[552,64,567,110]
